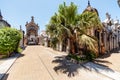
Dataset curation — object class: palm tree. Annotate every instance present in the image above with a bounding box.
[46,2,78,53]
[46,14,59,49]
[58,2,78,54]
[46,13,68,51]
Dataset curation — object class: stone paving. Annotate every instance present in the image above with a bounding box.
[0,46,120,80]
[95,51,120,72]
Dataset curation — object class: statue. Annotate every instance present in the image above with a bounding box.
[106,12,111,20]
[105,12,112,26]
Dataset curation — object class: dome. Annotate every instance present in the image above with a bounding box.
[83,0,99,16]
[0,11,11,28]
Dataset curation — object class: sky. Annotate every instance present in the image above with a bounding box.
[0,0,120,34]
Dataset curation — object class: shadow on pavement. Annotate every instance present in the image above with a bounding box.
[93,59,112,67]
[52,55,115,77]
[0,53,24,61]
[0,73,9,80]
[18,53,25,58]
[82,61,114,73]
[52,55,86,77]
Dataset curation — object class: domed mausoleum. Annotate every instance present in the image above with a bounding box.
[82,1,104,54]
[82,0,100,37]
[0,10,11,28]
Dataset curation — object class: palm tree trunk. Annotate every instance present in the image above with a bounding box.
[84,43,87,55]
[69,37,75,54]
[66,39,70,53]
[59,41,63,51]
[56,43,59,51]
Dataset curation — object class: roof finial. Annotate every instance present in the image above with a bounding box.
[0,9,3,20]
[88,0,91,6]
[116,16,118,19]
[31,16,34,22]
[106,12,111,20]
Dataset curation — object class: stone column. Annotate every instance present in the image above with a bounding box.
[66,39,70,54]
[98,32,101,54]
[104,32,107,52]
[59,42,63,51]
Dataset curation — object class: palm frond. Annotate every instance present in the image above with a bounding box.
[79,34,98,52]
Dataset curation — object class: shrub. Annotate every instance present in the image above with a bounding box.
[85,50,96,61]
[67,50,96,62]
[0,27,22,57]
[67,53,86,62]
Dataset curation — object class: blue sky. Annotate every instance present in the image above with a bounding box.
[0,0,120,34]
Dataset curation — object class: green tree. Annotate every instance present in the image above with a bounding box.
[58,2,78,53]
[46,14,67,50]
[46,2,78,52]
[0,27,22,57]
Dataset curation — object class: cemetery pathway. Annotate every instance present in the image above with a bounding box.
[1,46,113,80]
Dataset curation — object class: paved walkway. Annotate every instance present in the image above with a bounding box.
[95,51,120,72]
[0,46,119,80]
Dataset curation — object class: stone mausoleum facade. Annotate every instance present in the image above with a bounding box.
[25,16,39,45]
